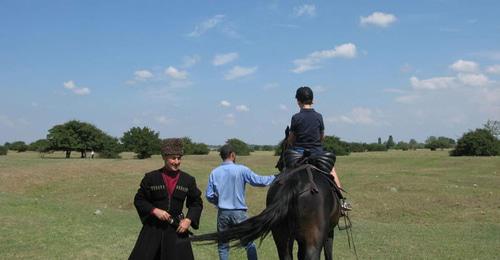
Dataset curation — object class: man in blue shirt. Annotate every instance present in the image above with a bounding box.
[205,145,276,260]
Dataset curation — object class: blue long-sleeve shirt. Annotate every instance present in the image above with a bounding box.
[205,161,276,210]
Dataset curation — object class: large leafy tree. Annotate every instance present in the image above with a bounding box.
[47,122,80,158]
[98,134,122,158]
[385,135,395,149]
[182,137,209,155]
[395,141,409,151]
[425,136,455,151]
[9,141,28,152]
[409,139,418,150]
[323,135,351,156]
[450,128,500,156]
[425,136,439,151]
[226,138,251,156]
[121,127,161,159]
[47,120,116,158]
[28,139,51,153]
[484,120,500,138]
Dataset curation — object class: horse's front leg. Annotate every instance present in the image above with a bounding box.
[272,224,293,260]
[323,228,334,260]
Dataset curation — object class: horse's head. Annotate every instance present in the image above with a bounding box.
[275,126,290,172]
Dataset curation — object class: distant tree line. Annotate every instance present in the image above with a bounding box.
[2,120,498,157]
[1,120,213,159]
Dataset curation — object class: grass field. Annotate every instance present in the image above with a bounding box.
[1,150,499,259]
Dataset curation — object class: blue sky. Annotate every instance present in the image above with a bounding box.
[1,0,499,145]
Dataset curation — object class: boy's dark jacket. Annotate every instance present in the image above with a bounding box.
[129,168,203,260]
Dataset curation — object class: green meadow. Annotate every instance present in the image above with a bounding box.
[0,150,499,259]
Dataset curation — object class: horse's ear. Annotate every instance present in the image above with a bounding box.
[285,126,290,136]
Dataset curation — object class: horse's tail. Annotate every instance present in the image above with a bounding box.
[191,172,300,246]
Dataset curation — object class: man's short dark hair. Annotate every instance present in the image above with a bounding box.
[295,86,313,104]
[219,144,235,160]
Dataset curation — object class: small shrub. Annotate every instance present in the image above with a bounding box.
[0,145,7,155]
[349,142,366,153]
[9,141,28,152]
[366,143,388,152]
[450,128,500,156]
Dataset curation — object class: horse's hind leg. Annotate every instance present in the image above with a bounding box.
[272,227,293,260]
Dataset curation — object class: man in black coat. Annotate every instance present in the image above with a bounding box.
[130,138,203,260]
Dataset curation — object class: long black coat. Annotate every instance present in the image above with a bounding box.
[129,168,203,260]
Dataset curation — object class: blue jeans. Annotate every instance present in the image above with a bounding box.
[293,146,323,155]
[217,209,257,260]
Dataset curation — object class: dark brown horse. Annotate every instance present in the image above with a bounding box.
[192,127,341,259]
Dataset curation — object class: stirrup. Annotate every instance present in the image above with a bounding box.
[341,199,352,212]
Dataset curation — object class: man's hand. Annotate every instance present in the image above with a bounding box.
[176,218,192,234]
[152,208,172,222]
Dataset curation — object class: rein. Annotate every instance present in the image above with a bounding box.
[339,210,358,260]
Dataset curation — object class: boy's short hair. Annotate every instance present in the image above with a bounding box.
[219,144,235,160]
[295,86,313,104]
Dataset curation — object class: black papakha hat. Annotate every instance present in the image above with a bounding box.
[161,138,184,156]
[295,86,313,104]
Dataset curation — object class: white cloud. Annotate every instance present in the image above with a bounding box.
[312,85,327,93]
[63,80,76,89]
[486,65,500,74]
[0,115,15,127]
[134,70,154,80]
[328,107,376,125]
[0,115,29,128]
[292,43,357,73]
[213,52,239,66]
[63,80,90,95]
[400,63,413,73]
[182,55,200,68]
[235,105,250,112]
[279,104,288,111]
[73,88,90,95]
[155,116,173,125]
[360,12,397,27]
[410,76,456,90]
[144,87,181,102]
[294,4,316,17]
[395,94,420,104]
[188,14,225,37]
[220,24,242,39]
[165,66,188,80]
[224,66,258,80]
[263,82,279,90]
[132,118,142,125]
[220,100,231,107]
[223,113,236,126]
[383,88,406,94]
[471,50,500,60]
[457,73,490,86]
[450,59,479,72]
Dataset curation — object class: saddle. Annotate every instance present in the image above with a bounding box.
[284,149,336,174]
[282,149,344,199]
